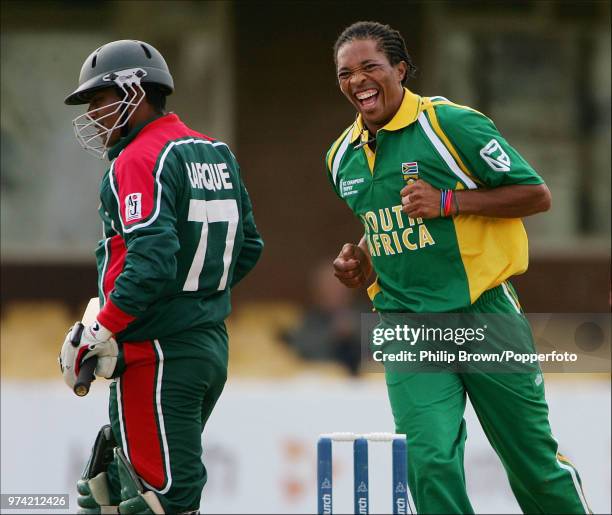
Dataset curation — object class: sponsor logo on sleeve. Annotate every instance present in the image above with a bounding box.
[125,192,142,222]
[480,139,511,172]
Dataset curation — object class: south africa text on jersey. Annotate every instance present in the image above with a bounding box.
[360,205,436,256]
[186,161,233,191]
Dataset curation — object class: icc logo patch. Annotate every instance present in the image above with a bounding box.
[125,192,142,222]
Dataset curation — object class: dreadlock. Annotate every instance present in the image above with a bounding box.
[333,21,417,85]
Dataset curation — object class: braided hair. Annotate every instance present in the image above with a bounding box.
[333,21,417,85]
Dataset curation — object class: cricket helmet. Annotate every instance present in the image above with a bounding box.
[65,39,174,105]
[66,40,173,159]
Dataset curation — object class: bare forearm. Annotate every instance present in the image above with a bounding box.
[455,184,551,218]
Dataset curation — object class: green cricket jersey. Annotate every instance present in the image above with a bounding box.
[96,114,263,341]
[325,89,543,313]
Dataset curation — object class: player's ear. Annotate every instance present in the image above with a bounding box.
[396,61,407,84]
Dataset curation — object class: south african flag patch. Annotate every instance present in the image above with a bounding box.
[402,162,419,181]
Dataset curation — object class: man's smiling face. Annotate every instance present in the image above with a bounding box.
[336,38,406,134]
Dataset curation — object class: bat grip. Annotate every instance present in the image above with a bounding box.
[74,357,97,397]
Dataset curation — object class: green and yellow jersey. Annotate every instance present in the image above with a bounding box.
[325,89,543,313]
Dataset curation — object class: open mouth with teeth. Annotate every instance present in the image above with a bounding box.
[355,88,379,109]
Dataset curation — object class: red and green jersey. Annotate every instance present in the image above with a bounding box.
[96,114,263,341]
[325,89,543,313]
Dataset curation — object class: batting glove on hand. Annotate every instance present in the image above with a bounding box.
[59,321,118,390]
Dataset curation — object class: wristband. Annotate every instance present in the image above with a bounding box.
[440,190,447,217]
[97,299,136,334]
[440,190,455,217]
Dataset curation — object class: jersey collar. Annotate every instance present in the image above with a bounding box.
[107,113,177,160]
[349,88,422,144]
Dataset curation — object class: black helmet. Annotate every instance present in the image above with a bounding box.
[65,39,174,105]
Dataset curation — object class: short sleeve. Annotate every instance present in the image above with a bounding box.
[436,105,545,188]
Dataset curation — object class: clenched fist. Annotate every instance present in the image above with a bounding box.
[333,242,373,289]
[400,180,441,219]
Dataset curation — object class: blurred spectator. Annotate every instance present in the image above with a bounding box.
[282,260,369,375]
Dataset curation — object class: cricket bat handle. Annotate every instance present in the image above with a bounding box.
[73,297,101,397]
[74,356,97,397]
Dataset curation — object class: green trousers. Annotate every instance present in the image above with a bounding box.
[105,323,228,513]
[385,283,591,514]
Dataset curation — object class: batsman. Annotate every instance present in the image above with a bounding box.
[58,40,263,514]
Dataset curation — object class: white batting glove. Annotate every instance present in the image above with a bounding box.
[59,321,118,389]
